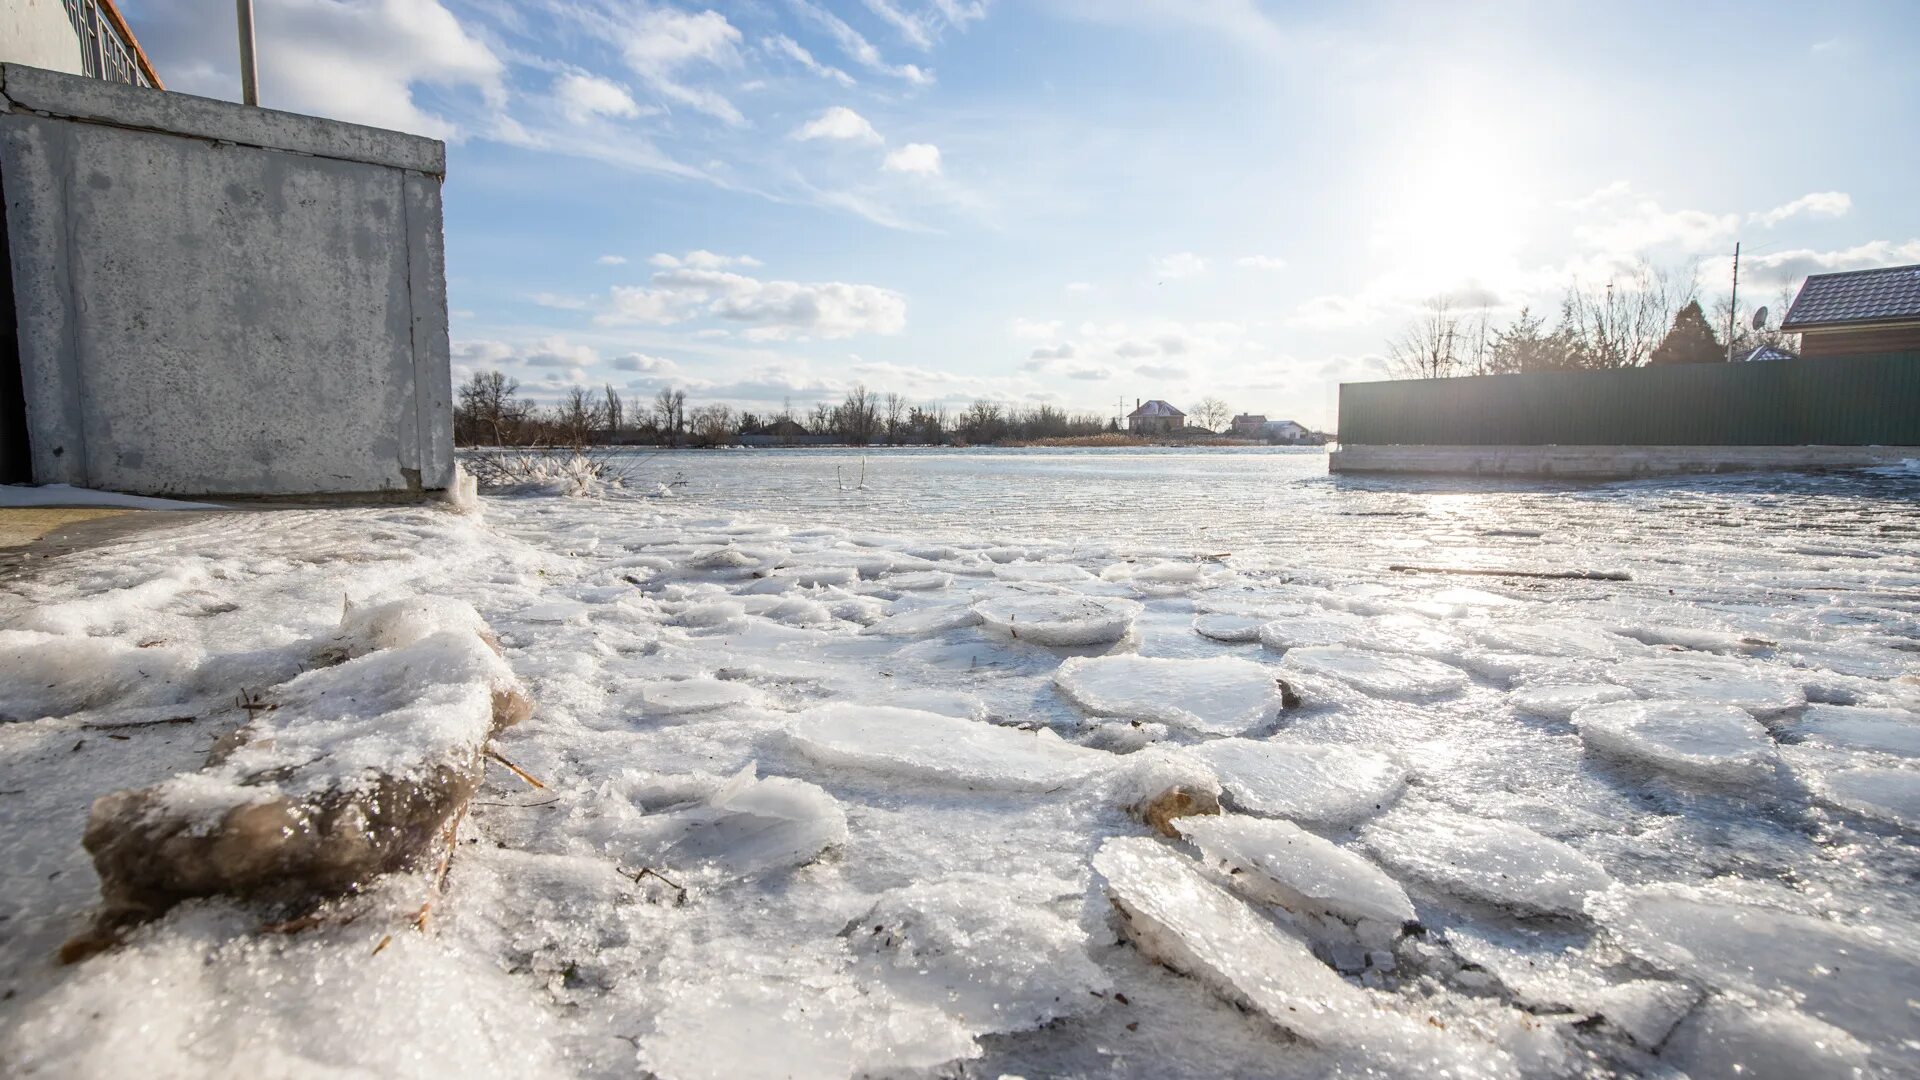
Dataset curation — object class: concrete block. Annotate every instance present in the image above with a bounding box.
[2,64,453,496]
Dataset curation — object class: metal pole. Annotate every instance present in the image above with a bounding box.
[1725,242,1740,363]
[236,0,259,106]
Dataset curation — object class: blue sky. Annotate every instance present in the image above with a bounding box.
[126,1,1920,428]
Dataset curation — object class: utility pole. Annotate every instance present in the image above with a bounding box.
[1725,241,1740,364]
[236,0,259,106]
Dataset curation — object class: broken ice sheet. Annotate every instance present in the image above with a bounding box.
[846,873,1109,1034]
[1570,699,1778,785]
[970,591,1143,646]
[1363,810,1612,918]
[1605,655,1804,715]
[1193,738,1408,828]
[1092,838,1511,1076]
[1805,765,1920,830]
[1280,645,1470,699]
[607,764,848,882]
[1793,703,1920,758]
[1176,814,1415,934]
[629,677,762,717]
[1508,682,1637,721]
[1053,654,1285,736]
[784,704,1110,791]
[1589,882,1920,1056]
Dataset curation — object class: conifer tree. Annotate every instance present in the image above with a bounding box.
[1648,300,1724,365]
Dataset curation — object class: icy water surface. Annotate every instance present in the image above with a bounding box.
[2,449,1917,1078]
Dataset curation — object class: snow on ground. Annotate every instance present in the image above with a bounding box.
[0,484,225,510]
[2,450,1918,1078]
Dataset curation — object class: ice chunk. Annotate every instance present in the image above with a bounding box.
[623,764,848,880]
[1192,612,1266,643]
[1255,614,1362,652]
[970,593,1142,646]
[1508,683,1636,721]
[1658,996,1872,1080]
[993,562,1095,583]
[1472,622,1630,660]
[1446,929,1696,1047]
[1093,837,1369,1043]
[632,678,761,717]
[785,705,1109,791]
[1794,704,1920,758]
[1807,766,1920,829]
[1571,700,1776,784]
[1605,656,1803,715]
[1363,811,1611,918]
[772,566,859,588]
[1613,625,1769,656]
[1193,739,1407,828]
[883,570,953,591]
[1280,645,1469,699]
[1176,815,1415,930]
[1092,838,1491,1071]
[848,874,1108,1033]
[860,603,982,638]
[1592,884,1919,1057]
[1053,655,1284,736]
[338,595,496,656]
[675,599,747,628]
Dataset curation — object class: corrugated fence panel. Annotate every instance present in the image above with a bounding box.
[1338,353,1920,446]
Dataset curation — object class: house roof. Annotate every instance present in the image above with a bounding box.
[1129,400,1184,418]
[1232,413,1266,424]
[1781,263,1920,329]
[1739,345,1798,363]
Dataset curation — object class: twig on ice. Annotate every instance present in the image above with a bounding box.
[485,745,546,789]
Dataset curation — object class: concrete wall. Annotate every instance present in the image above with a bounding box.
[1,1,84,77]
[0,63,454,496]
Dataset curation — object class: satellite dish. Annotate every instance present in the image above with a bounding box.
[1751,306,1769,331]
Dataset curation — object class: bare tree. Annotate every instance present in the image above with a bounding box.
[883,392,907,445]
[455,370,524,446]
[1561,260,1695,368]
[688,404,736,447]
[1191,396,1231,432]
[1387,297,1463,379]
[553,386,605,447]
[602,384,623,441]
[1459,309,1495,377]
[807,402,833,438]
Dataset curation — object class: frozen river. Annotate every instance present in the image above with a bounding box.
[3,448,1917,1078]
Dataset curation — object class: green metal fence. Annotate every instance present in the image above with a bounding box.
[1338,353,1920,446]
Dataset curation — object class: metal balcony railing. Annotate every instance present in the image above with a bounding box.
[60,0,164,89]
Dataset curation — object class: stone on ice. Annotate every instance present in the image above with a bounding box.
[1571,699,1776,784]
[1192,739,1408,828]
[1053,654,1285,736]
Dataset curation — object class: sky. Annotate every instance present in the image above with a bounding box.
[123,0,1920,429]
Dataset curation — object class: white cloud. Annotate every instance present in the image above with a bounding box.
[765,34,856,86]
[1733,238,1920,289]
[596,255,628,266]
[1559,180,1632,211]
[621,7,747,126]
[599,267,907,339]
[1574,199,1738,254]
[794,106,883,143]
[649,250,765,270]
[1751,191,1852,228]
[1028,342,1076,360]
[610,353,682,375]
[530,292,589,310]
[1065,282,1096,294]
[789,0,936,85]
[1010,318,1063,340]
[883,142,943,175]
[1155,252,1207,279]
[863,0,934,49]
[132,0,505,140]
[553,73,641,124]
[1236,255,1287,270]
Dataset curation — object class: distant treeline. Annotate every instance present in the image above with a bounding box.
[454,376,1126,448]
